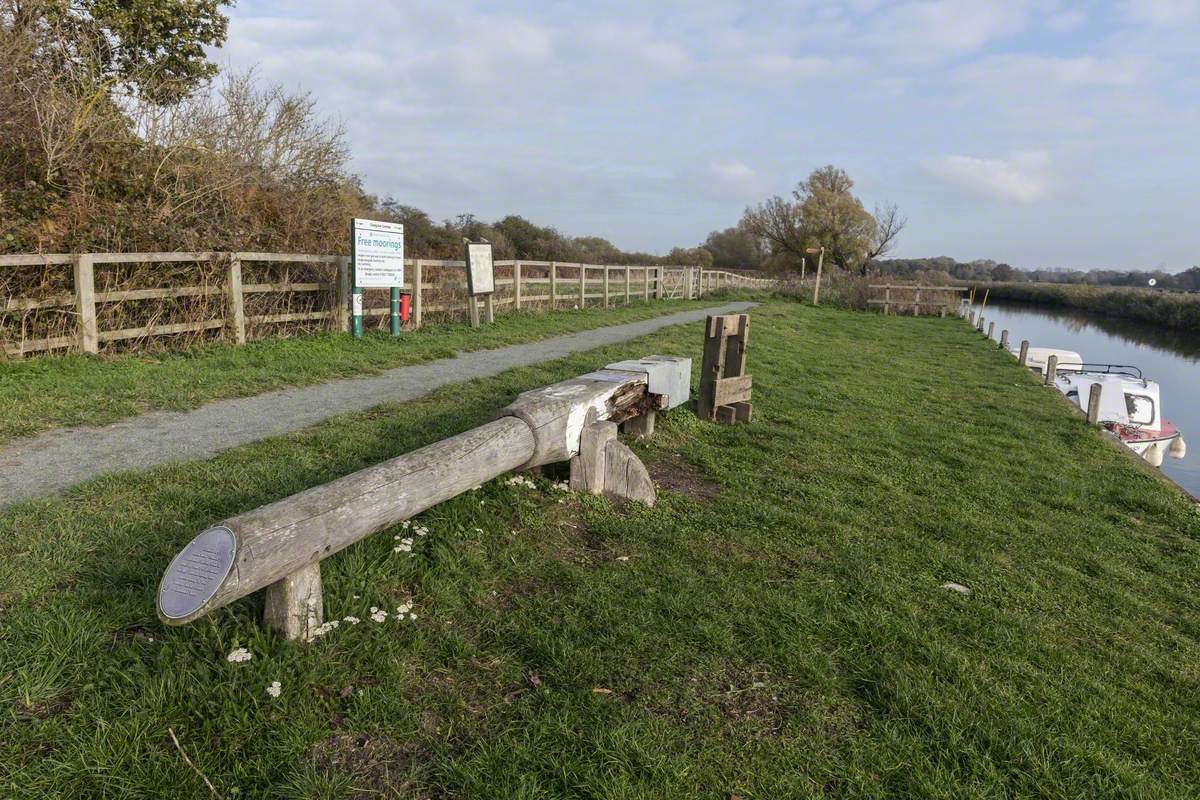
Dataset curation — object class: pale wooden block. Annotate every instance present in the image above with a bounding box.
[570,421,617,494]
[263,562,323,641]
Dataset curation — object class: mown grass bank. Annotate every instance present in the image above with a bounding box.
[979,282,1200,332]
[0,295,755,444]
[3,301,1200,798]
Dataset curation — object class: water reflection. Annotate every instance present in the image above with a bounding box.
[981,301,1200,498]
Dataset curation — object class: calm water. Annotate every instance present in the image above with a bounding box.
[978,301,1200,498]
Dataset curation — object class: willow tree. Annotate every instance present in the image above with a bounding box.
[742,165,905,276]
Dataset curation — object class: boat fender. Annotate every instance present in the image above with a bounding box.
[1146,441,1165,468]
[1168,435,1187,459]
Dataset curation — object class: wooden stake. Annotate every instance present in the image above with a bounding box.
[74,254,98,354]
[484,293,494,324]
[1018,340,1030,366]
[1045,354,1058,384]
[987,321,994,340]
[226,256,247,345]
[579,264,586,308]
[550,262,557,309]
[1087,383,1102,423]
[1000,329,1009,349]
[513,261,522,310]
[413,260,424,329]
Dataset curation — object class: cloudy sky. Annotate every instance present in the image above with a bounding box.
[216,0,1199,270]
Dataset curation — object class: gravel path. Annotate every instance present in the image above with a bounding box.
[0,302,756,506]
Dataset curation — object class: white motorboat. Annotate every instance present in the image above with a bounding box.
[1010,345,1187,465]
[1054,363,1186,466]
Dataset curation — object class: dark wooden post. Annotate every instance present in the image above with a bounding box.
[1087,383,1102,423]
[1000,329,1009,349]
[987,321,994,339]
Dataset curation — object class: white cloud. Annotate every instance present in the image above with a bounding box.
[865,0,1034,60]
[1124,0,1200,26]
[707,160,766,199]
[957,54,1153,92]
[928,151,1053,203]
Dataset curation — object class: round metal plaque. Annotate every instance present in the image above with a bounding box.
[158,525,236,620]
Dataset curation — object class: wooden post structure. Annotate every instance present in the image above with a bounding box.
[884,285,891,314]
[1018,340,1030,367]
[579,264,586,308]
[335,256,351,333]
[643,267,650,301]
[603,266,610,307]
[697,314,753,424]
[484,293,495,325]
[1000,329,1009,349]
[226,255,247,345]
[987,321,995,340]
[73,253,98,354]
[468,295,481,328]
[156,358,692,640]
[412,260,424,329]
[1045,354,1058,384]
[810,247,825,306]
[656,267,664,300]
[513,261,522,310]
[625,266,631,305]
[1086,383,1102,424]
[977,315,985,332]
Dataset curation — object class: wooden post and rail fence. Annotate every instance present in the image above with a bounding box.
[1,252,777,358]
[867,283,968,316]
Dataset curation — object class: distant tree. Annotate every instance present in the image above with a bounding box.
[741,165,905,276]
[703,225,764,269]
[664,246,713,268]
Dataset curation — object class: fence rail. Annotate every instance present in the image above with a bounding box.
[867,284,967,316]
[2,252,775,357]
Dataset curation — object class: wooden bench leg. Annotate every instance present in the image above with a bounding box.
[622,410,655,438]
[570,421,616,494]
[263,562,323,641]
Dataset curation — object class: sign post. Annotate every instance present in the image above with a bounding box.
[464,239,495,329]
[350,219,405,339]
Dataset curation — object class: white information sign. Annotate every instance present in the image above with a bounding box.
[352,219,405,288]
[465,242,495,296]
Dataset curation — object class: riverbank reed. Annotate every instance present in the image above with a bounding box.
[979,282,1200,333]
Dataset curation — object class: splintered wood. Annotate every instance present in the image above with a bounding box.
[697,313,753,424]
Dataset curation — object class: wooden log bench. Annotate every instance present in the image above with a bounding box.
[157,356,691,640]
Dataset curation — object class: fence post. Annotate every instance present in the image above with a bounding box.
[579,264,586,308]
[1045,354,1058,385]
[1087,383,1102,424]
[657,267,664,300]
[73,253,98,354]
[643,267,650,301]
[335,256,351,332]
[884,285,891,314]
[413,259,424,329]
[550,262,557,309]
[913,288,921,316]
[513,261,522,310]
[625,266,631,305]
[603,265,610,307]
[226,255,247,345]
[1018,340,1029,366]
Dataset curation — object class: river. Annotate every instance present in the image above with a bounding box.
[977,301,1200,498]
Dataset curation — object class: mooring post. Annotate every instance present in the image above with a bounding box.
[968,310,975,327]
[987,321,994,340]
[1018,340,1030,366]
[1045,354,1058,384]
[1000,329,1009,349]
[1087,383,1102,424]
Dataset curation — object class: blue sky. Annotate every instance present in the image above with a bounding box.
[216,1,1199,270]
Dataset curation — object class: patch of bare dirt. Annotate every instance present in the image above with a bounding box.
[647,453,721,501]
[311,734,430,799]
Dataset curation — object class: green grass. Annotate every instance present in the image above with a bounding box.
[0,296,751,443]
[3,300,1199,798]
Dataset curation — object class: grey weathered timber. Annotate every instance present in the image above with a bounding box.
[159,416,535,627]
[987,321,994,340]
[262,562,323,640]
[1045,354,1058,384]
[513,261,522,309]
[157,357,691,637]
[550,262,558,307]
[603,438,656,505]
[623,411,655,438]
[1000,329,1009,349]
[1018,340,1030,366]
[335,257,351,332]
[412,260,424,328]
[227,257,247,345]
[484,293,495,324]
[569,421,617,494]
[74,254,98,353]
[1087,383,1103,424]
